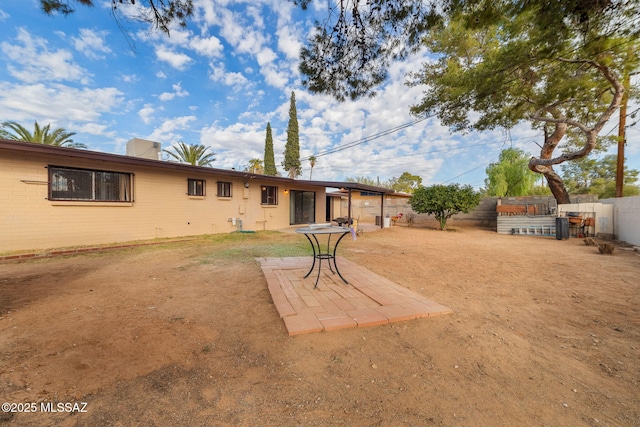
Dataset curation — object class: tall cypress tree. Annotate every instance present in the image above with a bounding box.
[263,122,277,176]
[282,91,301,178]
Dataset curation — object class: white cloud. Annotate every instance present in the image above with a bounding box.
[138,104,156,124]
[120,74,139,83]
[274,5,303,60]
[155,45,193,70]
[158,82,189,101]
[189,34,224,57]
[71,28,112,60]
[260,65,289,89]
[256,47,277,67]
[73,122,114,137]
[209,62,250,90]
[246,5,265,29]
[216,9,245,49]
[0,82,122,123]
[193,0,218,27]
[0,28,90,84]
[146,116,197,144]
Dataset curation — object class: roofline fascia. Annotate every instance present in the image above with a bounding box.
[295,179,396,195]
[0,138,293,184]
[0,139,396,192]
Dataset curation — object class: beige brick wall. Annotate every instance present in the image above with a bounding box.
[1,151,326,252]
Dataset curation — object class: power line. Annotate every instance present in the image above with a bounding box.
[440,162,487,184]
[300,115,431,161]
[305,132,543,176]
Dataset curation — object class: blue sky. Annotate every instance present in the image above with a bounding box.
[1,0,638,189]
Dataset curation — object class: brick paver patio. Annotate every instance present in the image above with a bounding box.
[256,256,453,336]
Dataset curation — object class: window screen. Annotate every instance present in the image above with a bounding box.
[49,166,132,202]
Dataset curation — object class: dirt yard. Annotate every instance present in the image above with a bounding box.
[0,226,638,426]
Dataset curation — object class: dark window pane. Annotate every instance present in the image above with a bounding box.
[261,186,277,205]
[188,179,205,196]
[217,181,232,197]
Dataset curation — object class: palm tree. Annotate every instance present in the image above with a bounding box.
[308,156,317,180]
[246,158,264,174]
[164,141,216,166]
[0,120,86,148]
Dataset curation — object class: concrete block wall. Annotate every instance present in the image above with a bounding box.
[601,195,640,246]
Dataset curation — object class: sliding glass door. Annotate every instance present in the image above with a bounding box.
[290,190,315,224]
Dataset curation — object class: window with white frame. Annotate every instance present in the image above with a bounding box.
[49,166,133,202]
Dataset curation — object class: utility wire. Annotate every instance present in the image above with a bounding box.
[300,115,431,161]
[440,163,487,184]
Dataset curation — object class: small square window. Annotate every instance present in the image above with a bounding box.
[188,179,205,196]
[217,181,232,197]
[261,185,278,205]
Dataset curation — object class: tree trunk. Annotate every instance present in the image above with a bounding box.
[543,167,571,205]
[527,60,624,206]
[529,119,571,204]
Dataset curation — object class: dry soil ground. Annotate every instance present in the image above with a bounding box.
[0,226,638,426]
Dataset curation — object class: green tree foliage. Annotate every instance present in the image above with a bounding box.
[562,154,640,198]
[1,120,86,148]
[389,172,422,193]
[163,141,216,166]
[484,148,538,197]
[263,122,277,176]
[409,184,480,230]
[298,0,442,101]
[246,158,264,174]
[39,0,193,35]
[345,176,382,187]
[282,92,301,178]
[299,0,639,205]
[308,156,317,180]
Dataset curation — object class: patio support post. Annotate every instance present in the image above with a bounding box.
[380,193,384,229]
[348,189,352,225]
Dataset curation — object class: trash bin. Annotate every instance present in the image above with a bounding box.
[383,216,391,228]
[375,215,381,226]
[556,217,569,240]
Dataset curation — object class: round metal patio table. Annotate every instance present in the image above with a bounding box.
[295,225,351,289]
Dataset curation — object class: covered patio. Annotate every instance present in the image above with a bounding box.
[297,180,397,229]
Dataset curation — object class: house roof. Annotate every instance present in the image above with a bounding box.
[295,180,397,195]
[327,188,410,198]
[0,139,394,194]
[0,138,289,184]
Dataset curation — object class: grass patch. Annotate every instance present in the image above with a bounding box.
[3,230,314,266]
[195,231,312,264]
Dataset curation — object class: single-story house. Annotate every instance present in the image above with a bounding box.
[0,139,393,252]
